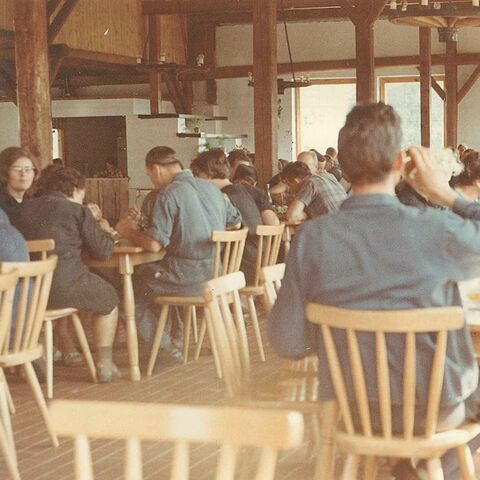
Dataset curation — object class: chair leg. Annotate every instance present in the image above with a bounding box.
[246,295,265,361]
[146,306,169,377]
[0,369,15,415]
[71,314,97,383]
[363,456,377,480]
[0,414,19,480]
[314,401,338,480]
[456,444,476,480]
[182,306,193,364]
[44,319,54,399]
[341,454,360,480]
[22,362,59,447]
[194,317,207,361]
[426,458,444,480]
[204,309,222,379]
[192,307,198,344]
[0,382,16,465]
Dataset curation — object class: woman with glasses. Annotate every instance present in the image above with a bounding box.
[0,146,37,220]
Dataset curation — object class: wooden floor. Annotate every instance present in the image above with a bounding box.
[2,317,479,480]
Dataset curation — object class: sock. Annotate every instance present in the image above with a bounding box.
[96,346,113,365]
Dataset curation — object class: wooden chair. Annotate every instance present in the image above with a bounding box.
[147,228,248,377]
[238,224,284,362]
[0,257,59,447]
[50,399,304,480]
[205,270,335,479]
[26,239,97,399]
[261,262,286,313]
[0,269,20,480]
[306,303,480,480]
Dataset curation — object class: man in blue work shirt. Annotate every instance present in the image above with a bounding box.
[269,103,480,479]
[117,146,241,350]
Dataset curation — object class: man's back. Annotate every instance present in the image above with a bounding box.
[269,194,480,410]
[145,170,241,296]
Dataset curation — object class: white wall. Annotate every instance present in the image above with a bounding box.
[216,19,480,153]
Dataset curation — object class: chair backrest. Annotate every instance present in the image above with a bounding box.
[261,263,286,313]
[306,303,464,440]
[211,228,248,278]
[0,270,19,345]
[50,399,304,480]
[204,271,250,398]
[251,224,285,287]
[26,239,55,260]
[0,256,57,355]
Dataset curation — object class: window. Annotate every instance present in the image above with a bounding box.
[295,79,356,156]
[379,76,445,149]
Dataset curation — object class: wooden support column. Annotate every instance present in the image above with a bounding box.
[13,0,52,168]
[253,0,277,185]
[148,15,162,115]
[419,28,431,147]
[204,24,217,105]
[445,40,458,147]
[354,19,375,102]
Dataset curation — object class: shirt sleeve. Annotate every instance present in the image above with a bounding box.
[295,178,315,207]
[452,197,480,221]
[268,231,317,358]
[80,206,114,260]
[224,195,242,226]
[147,192,176,248]
[0,226,28,262]
[253,187,274,212]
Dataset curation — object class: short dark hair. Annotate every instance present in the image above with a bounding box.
[0,146,38,185]
[191,149,230,179]
[227,149,251,168]
[232,163,258,186]
[145,146,182,168]
[456,150,480,186]
[281,161,312,181]
[338,102,402,183]
[38,166,86,198]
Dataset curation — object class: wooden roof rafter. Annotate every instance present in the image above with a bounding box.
[48,0,81,44]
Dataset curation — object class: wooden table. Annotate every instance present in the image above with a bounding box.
[85,244,165,381]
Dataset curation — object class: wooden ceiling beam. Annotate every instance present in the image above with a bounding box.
[142,0,338,15]
[48,0,80,44]
[188,7,352,24]
[47,0,63,19]
[178,52,480,81]
[457,64,480,103]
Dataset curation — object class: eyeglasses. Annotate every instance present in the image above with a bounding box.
[9,166,35,174]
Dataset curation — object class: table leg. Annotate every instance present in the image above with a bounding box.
[120,255,141,381]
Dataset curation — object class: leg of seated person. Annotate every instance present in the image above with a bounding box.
[93,306,121,382]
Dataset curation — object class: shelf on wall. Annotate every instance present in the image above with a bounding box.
[138,113,228,121]
[177,133,248,139]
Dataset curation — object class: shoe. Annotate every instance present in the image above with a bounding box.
[63,351,83,367]
[96,362,122,383]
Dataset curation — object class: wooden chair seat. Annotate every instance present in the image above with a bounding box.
[44,307,79,319]
[154,296,205,306]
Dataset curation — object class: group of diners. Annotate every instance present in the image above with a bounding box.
[0,144,285,380]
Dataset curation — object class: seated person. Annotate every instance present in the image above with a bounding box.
[191,149,278,283]
[116,146,241,344]
[232,163,258,188]
[227,149,252,179]
[281,161,347,222]
[96,160,125,178]
[0,206,28,263]
[0,146,37,221]
[270,102,480,479]
[453,150,480,201]
[13,167,121,382]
